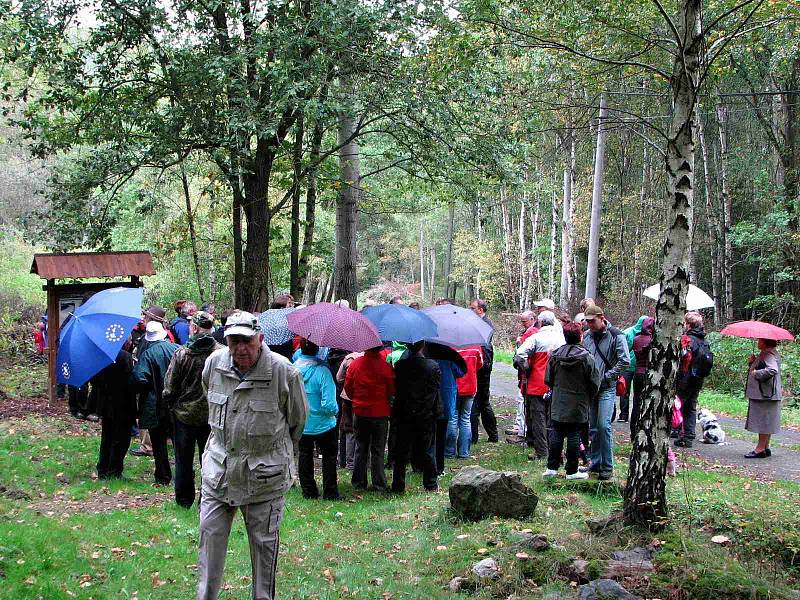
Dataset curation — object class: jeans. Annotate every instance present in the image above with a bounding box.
[97,415,134,478]
[352,415,389,490]
[547,421,584,474]
[174,418,211,507]
[149,419,173,485]
[589,387,616,473]
[619,371,634,420]
[524,394,549,457]
[298,427,339,499]
[392,420,437,492]
[471,369,498,442]
[446,395,474,458]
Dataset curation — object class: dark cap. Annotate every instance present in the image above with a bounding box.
[192,311,215,330]
[144,305,167,323]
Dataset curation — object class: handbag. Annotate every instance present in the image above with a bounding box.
[616,376,628,397]
[672,396,684,429]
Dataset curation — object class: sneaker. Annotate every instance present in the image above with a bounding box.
[566,471,589,481]
[129,447,152,457]
[505,426,519,435]
[85,414,100,422]
[542,469,558,479]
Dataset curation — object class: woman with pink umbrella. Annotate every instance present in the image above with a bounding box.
[720,321,794,459]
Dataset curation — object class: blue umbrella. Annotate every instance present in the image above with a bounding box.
[258,307,297,345]
[362,304,438,344]
[57,287,144,387]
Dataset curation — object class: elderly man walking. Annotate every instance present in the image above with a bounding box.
[163,311,222,508]
[197,310,307,600]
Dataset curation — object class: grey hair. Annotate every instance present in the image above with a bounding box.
[538,310,556,326]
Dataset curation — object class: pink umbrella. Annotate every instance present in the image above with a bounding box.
[719,321,795,342]
[287,302,382,352]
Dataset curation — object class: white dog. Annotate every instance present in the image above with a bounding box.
[698,408,726,444]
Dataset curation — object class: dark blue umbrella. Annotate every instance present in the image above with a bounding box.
[57,287,144,387]
[362,304,438,344]
[422,304,493,348]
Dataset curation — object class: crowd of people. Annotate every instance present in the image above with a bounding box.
[40,292,785,600]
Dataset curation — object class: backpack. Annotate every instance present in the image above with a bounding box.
[689,338,714,378]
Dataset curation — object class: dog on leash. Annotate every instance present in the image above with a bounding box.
[698,408,726,444]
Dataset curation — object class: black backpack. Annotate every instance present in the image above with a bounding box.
[689,338,714,378]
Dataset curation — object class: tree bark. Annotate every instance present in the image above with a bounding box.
[716,104,734,322]
[179,161,205,303]
[624,0,701,530]
[559,130,576,309]
[290,114,305,299]
[298,111,324,296]
[334,104,359,307]
[444,203,455,299]
[549,191,558,299]
[585,94,608,299]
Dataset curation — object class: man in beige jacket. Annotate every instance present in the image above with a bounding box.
[197,310,307,600]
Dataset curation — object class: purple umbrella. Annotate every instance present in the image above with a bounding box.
[287,302,382,352]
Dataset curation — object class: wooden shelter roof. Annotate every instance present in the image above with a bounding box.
[30,251,155,280]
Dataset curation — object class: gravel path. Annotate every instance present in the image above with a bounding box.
[490,361,800,483]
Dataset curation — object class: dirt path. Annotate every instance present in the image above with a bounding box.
[490,361,800,484]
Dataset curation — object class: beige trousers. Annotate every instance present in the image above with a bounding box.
[197,494,285,600]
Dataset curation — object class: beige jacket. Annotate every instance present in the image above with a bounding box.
[201,344,307,506]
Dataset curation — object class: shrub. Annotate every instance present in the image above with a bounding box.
[0,290,44,359]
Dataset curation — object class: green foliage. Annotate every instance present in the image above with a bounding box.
[450,230,505,307]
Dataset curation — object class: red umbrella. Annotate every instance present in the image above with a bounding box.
[719,321,795,342]
[287,302,382,352]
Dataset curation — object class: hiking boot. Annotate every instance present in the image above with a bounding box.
[674,438,693,448]
[505,434,526,445]
[596,470,613,481]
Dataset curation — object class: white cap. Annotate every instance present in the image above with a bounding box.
[534,298,556,310]
[223,310,261,338]
[144,321,168,342]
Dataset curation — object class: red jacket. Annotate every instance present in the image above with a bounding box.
[515,325,566,396]
[456,346,484,397]
[344,349,395,418]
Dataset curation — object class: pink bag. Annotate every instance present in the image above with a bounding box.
[672,396,684,429]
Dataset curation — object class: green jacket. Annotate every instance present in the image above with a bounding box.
[131,339,180,428]
[386,341,408,366]
[544,343,601,423]
[623,316,648,373]
[163,334,223,426]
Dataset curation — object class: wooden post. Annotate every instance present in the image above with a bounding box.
[47,278,59,404]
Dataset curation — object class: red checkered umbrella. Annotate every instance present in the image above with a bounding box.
[287,302,382,352]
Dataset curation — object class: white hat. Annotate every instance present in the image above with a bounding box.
[223,310,261,338]
[145,321,168,342]
[534,298,556,310]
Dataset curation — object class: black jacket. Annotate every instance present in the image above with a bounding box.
[393,352,442,423]
[544,344,601,423]
[89,349,137,421]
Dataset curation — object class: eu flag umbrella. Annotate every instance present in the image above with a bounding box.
[57,287,144,387]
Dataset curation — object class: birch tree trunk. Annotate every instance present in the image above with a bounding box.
[559,131,576,308]
[585,95,608,299]
[334,104,359,308]
[549,191,558,298]
[519,199,528,310]
[624,0,701,530]
[716,104,735,321]
[697,103,724,326]
[419,226,425,301]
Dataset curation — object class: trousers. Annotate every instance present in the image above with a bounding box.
[148,419,172,485]
[524,394,549,457]
[197,494,285,600]
[589,387,616,473]
[547,421,583,474]
[298,427,339,499]
[392,420,437,492]
[173,419,210,507]
[352,416,389,490]
[97,415,134,478]
[471,369,498,443]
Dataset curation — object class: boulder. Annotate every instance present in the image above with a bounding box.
[578,579,643,600]
[449,466,538,521]
[512,532,550,551]
[602,547,655,579]
[471,557,500,580]
[567,559,592,583]
[448,576,467,592]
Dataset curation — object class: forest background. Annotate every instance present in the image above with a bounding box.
[0,0,798,336]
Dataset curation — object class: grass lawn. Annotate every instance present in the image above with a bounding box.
[1,363,799,599]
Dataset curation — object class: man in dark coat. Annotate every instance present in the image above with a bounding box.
[163,311,223,507]
[90,349,137,479]
[469,299,498,443]
[391,341,442,493]
[131,322,180,485]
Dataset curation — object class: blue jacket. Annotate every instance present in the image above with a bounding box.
[171,317,191,345]
[435,359,466,421]
[294,353,338,435]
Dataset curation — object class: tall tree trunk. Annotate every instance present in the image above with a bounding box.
[519,198,528,310]
[697,103,724,326]
[585,94,608,299]
[530,192,541,304]
[419,226,425,301]
[549,191,558,298]
[444,203,455,299]
[179,161,205,303]
[290,115,305,299]
[560,131,576,308]
[334,106,359,307]
[230,177,245,308]
[716,104,734,321]
[298,112,324,296]
[624,0,701,530]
